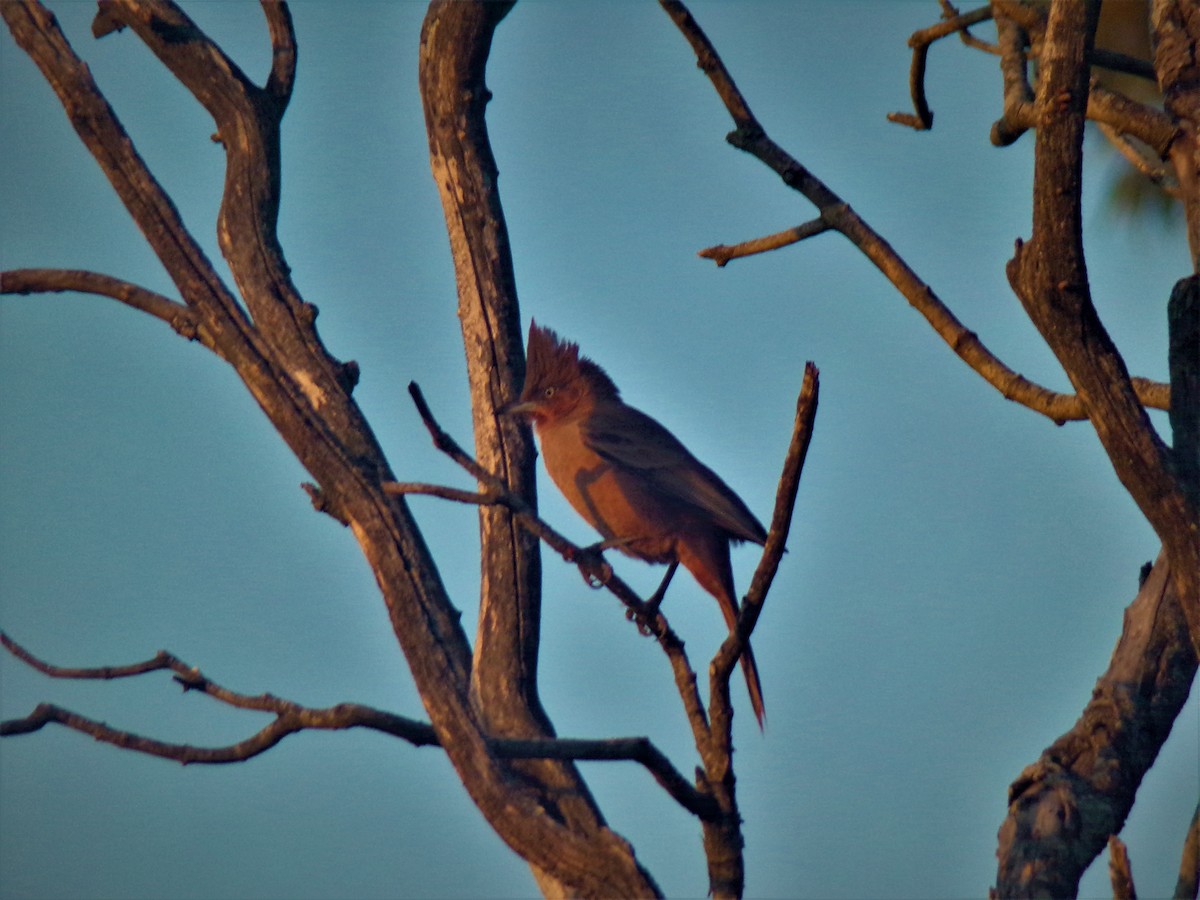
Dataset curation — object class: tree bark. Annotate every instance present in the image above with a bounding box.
[995,552,1197,896]
[4,2,660,895]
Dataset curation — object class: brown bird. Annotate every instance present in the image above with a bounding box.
[506,321,767,728]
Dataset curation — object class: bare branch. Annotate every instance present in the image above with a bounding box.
[1006,1,1200,653]
[0,3,248,338]
[699,217,835,266]
[492,737,719,820]
[991,11,1036,146]
[887,4,994,130]
[1,267,203,341]
[385,481,499,506]
[1,631,720,824]
[712,364,819,714]
[0,632,439,755]
[662,0,1169,425]
[261,0,297,103]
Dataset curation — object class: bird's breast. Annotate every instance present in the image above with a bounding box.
[536,418,678,564]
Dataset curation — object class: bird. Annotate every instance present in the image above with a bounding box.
[505,321,768,728]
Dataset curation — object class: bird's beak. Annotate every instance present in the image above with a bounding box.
[499,398,538,419]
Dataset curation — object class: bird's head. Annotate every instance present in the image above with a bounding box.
[504,320,619,425]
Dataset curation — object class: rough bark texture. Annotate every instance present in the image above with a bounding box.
[417,3,659,895]
[994,1,1200,893]
[995,552,1197,896]
[2,2,660,896]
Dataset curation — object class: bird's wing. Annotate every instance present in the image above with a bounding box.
[583,404,768,545]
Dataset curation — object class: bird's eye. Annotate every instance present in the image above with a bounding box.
[543,386,556,399]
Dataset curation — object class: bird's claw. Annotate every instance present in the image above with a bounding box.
[572,542,612,589]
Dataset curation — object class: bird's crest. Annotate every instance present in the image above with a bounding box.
[525,321,620,400]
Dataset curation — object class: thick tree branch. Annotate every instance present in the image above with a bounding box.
[1005,1,1200,654]
[995,552,1198,896]
[660,0,1169,425]
[1153,0,1200,265]
[261,0,297,103]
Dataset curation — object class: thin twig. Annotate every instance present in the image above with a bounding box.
[940,0,998,54]
[1097,122,1180,194]
[699,217,834,266]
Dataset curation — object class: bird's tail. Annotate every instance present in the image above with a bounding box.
[716,596,766,729]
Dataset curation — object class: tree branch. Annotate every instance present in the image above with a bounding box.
[0,632,440,754]
[659,0,1169,425]
[1,631,715,822]
[887,4,994,130]
[995,552,1197,896]
[491,737,719,820]
[1,267,204,342]
[261,0,297,104]
[1005,0,1200,654]
[699,217,834,266]
[712,363,819,719]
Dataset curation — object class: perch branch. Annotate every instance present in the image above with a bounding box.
[401,383,712,743]
[659,0,1169,425]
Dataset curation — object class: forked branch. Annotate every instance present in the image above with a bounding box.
[660,0,1169,425]
[0,631,715,816]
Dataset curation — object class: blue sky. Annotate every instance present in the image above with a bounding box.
[1,2,1195,898]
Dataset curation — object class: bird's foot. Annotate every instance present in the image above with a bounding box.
[571,542,613,589]
[628,561,677,636]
